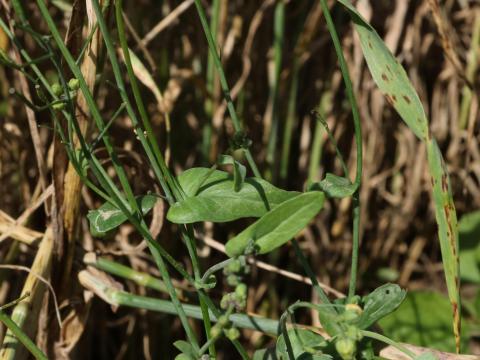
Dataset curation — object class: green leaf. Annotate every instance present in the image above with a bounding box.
[217,154,246,192]
[356,284,406,329]
[336,0,429,141]
[87,195,158,234]
[225,192,325,257]
[174,355,193,360]
[311,173,357,198]
[276,328,331,360]
[167,167,299,223]
[426,139,461,349]
[378,291,467,352]
[253,348,278,360]
[173,340,196,360]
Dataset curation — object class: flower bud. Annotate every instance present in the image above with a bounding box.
[51,83,62,97]
[225,328,240,341]
[68,78,80,91]
[335,336,356,360]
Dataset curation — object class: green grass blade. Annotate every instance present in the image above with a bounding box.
[337,0,429,141]
[0,310,47,360]
[426,139,461,351]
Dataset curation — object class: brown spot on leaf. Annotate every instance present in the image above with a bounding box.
[381,73,388,82]
[443,204,456,257]
[392,95,397,102]
[368,41,372,49]
[385,94,394,106]
[402,95,411,104]
[441,174,448,192]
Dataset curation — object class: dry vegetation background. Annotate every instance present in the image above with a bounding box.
[0,0,479,358]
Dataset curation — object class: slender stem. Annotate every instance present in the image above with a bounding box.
[265,0,285,181]
[318,0,363,298]
[280,57,300,181]
[349,195,361,297]
[292,241,331,306]
[362,330,416,359]
[84,255,170,294]
[193,0,261,178]
[110,290,280,335]
[114,0,178,202]
[0,310,48,360]
[202,0,220,162]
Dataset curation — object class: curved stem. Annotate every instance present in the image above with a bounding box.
[362,330,416,359]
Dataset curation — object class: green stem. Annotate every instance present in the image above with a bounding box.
[110,290,280,335]
[362,330,416,359]
[84,255,170,294]
[202,0,221,162]
[193,0,261,178]
[0,310,48,360]
[280,57,300,181]
[266,0,285,181]
[318,0,363,298]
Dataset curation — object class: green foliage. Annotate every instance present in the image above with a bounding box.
[167,167,299,223]
[225,191,325,257]
[355,284,406,330]
[174,340,197,360]
[310,173,357,198]
[87,194,158,235]
[253,348,278,360]
[337,0,461,349]
[275,328,331,360]
[336,0,429,142]
[378,291,467,352]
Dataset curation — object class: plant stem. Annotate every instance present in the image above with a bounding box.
[202,0,221,162]
[266,0,285,181]
[318,0,363,298]
[0,310,48,360]
[193,0,261,178]
[362,330,416,359]
[110,290,280,335]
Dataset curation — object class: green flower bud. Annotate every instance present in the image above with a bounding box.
[51,83,62,97]
[345,325,363,342]
[220,293,232,310]
[52,102,65,111]
[225,328,240,341]
[226,274,239,287]
[68,78,80,91]
[335,336,356,360]
[235,283,247,299]
[217,315,229,328]
[210,324,222,338]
